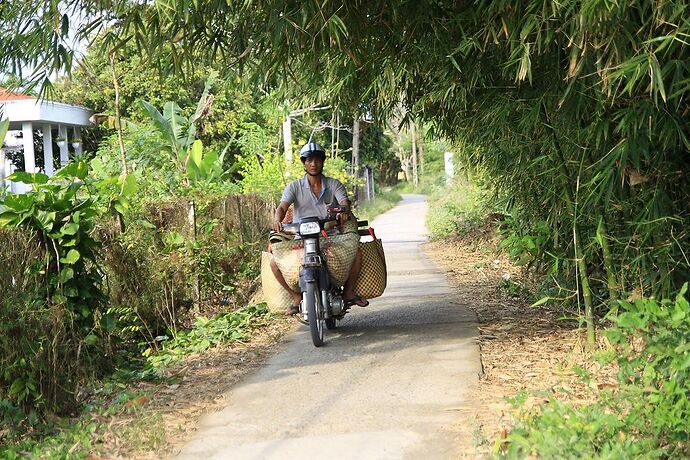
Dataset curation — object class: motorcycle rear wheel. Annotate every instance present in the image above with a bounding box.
[305,282,324,347]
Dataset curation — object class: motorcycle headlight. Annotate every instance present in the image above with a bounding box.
[299,221,321,235]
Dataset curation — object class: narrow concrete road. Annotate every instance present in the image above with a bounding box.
[174,194,480,459]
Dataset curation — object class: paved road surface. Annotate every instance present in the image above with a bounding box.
[174,194,480,459]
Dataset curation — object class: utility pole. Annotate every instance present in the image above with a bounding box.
[335,113,341,158]
[411,121,418,187]
[282,116,292,162]
[352,118,360,200]
[352,118,360,179]
[331,112,335,158]
[282,105,330,162]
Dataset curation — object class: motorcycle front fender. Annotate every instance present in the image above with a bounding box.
[299,267,330,291]
[299,267,320,290]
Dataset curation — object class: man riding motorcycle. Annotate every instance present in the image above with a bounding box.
[270,142,369,315]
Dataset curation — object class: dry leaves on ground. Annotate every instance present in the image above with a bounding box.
[92,317,296,459]
[425,231,615,457]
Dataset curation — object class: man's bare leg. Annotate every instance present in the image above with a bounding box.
[343,248,367,306]
[270,258,302,306]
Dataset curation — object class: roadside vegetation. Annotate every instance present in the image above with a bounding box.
[1,0,689,457]
[353,187,401,223]
[427,173,690,457]
[0,18,423,457]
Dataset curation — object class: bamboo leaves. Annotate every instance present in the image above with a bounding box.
[1,0,688,335]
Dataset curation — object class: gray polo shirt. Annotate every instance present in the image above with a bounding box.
[280,175,349,222]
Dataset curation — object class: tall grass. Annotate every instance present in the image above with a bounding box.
[354,187,402,222]
[425,176,487,240]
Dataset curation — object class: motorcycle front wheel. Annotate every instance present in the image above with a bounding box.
[305,281,324,347]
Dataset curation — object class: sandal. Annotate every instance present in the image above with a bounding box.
[285,304,300,316]
[345,296,369,308]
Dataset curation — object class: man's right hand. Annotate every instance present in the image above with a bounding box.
[273,201,290,233]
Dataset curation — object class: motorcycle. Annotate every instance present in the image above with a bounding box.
[279,206,367,347]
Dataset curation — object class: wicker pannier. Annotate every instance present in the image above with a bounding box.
[260,251,293,313]
[271,231,360,290]
[354,237,387,299]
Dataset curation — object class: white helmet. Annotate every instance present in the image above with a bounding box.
[299,142,327,162]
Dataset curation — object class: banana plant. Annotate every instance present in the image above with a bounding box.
[141,71,226,185]
[186,139,228,184]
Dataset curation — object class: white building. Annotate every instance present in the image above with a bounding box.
[0,87,94,193]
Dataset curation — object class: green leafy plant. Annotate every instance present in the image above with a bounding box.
[497,286,690,458]
[143,304,272,373]
[140,71,230,188]
[499,218,553,269]
[426,177,486,239]
[0,162,131,414]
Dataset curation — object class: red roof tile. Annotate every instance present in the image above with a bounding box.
[0,87,35,101]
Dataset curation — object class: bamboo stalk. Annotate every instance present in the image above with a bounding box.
[188,199,200,313]
[542,102,596,346]
[597,217,620,302]
[109,52,128,176]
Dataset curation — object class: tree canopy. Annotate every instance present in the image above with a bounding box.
[3,0,690,339]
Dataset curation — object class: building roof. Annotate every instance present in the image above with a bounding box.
[0,87,36,101]
[0,87,94,130]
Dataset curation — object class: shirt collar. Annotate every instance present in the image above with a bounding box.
[301,174,328,200]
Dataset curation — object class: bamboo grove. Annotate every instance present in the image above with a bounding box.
[3,0,690,342]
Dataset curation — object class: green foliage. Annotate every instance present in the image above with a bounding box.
[498,287,690,458]
[137,73,233,189]
[236,149,292,198]
[500,218,553,269]
[606,285,690,451]
[498,279,529,299]
[353,187,401,222]
[426,177,486,240]
[0,163,114,413]
[238,150,355,198]
[0,418,96,459]
[90,91,239,201]
[498,395,659,459]
[101,195,263,349]
[0,381,163,460]
[143,304,272,373]
[54,35,280,161]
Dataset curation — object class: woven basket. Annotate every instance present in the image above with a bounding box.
[354,238,387,299]
[260,251,293,313]
[271,231,360,289]
[321,231,360,286]
[271,240,303,290]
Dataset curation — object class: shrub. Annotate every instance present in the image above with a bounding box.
[0,164,111,415]
[143,303,272,372]
[426,177,486,239]
[498,286,690,459]
[100,193,270,353]
[354,188,401,221]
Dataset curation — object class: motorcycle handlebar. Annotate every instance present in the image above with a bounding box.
[278,217,338,235]
[279,223,300,234]
[327,205,348,214]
